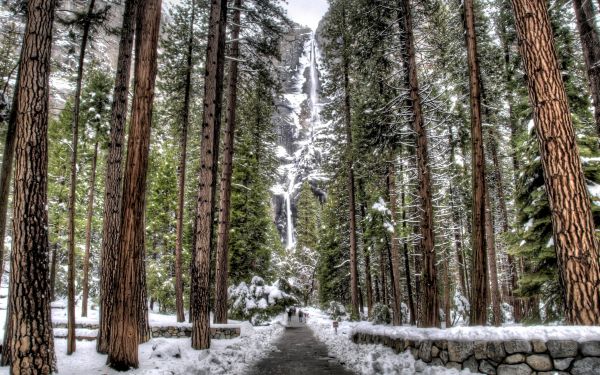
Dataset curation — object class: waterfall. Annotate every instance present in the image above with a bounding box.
[309,34,320,140]
[285,173,296,249]
[283,32,322,250]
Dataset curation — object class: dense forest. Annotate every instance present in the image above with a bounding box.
[1,0,600,373]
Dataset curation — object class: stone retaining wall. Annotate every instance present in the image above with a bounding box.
[150,326,241,340]
[52,323,241,340]
[352,332,600,374]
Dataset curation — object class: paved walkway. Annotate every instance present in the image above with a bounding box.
[247,322,355,375]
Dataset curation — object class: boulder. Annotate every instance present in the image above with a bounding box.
[546,340,578,358]
[571,357,600,375]
[505,354,525,364]
[553,357,573,371]
[531,340,547,353]
[580,341,600,356]
[525,354,552,371]
[487,341,507,363]
[479,359,497,375]
[463,356,479,373]
[504,340,532,354]
[497,363,532,375]
[448,341,475,362]
[419,341,432,362]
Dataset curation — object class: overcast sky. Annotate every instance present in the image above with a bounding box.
[285,0,329,31]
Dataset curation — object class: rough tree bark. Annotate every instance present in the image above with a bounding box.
[82,140,99,318]
[97,0,138,354]
[6,0,57,370]
[511,0,600,325]
[50,243,58,301]
[447,123,468,298]
[106,0,162,368]
[572,0,600,137]
[214,0,242,325]
[499,2,522,322]
[358,180,374,313]
[463,0,489,326]
[66,0,97,354]
[400,159,416,325]
[174,0,196,324]
[191,0,228,349]
[340,2,360,319]
[387,161,403,325]
[379,245,388,306]
[0,64,19,289]
[400,0,439,328]
[485,191,502,326]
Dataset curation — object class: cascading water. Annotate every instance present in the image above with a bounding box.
[285,173,296,249]
[280,31,323,250]
[309,35,321,140]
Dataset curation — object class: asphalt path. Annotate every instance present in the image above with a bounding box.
[247,321,355,375]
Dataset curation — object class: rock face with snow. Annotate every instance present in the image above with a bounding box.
[272,26,328,248]
[352,331,600,374]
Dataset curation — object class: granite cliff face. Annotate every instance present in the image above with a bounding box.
[271,26,327,248]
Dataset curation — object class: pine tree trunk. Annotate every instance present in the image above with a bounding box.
[50,243,58,301]
[174,0,196,324]
[138,247,150,343]
[447,123,468,299]
[485,191,502,326]
[499,6,522,322]
[442,248,451,327]
[379,245,387,306]
[511,0,600,325]
[487,124,518,310]
[6,0,57,370]
[573,0,600,137]
[214,0,242,325]
[66,0,97,354]
[400,160,416,325]
[384,229,396,311]
[0,63,19,289]
[340,3,359,319]
[387,161,403,325]
[358,184,374,313]
[97,0,138,354]
[463,0,489,327]
[107,0,161,368]
[400,0,439,328]
[82,140,99,318]
[191,0,228,349]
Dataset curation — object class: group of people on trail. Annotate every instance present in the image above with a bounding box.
[287,306,308,323]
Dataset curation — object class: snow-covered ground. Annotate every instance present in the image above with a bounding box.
[0,283,285,374]
[303,307,474,375]
[0,320,283,375]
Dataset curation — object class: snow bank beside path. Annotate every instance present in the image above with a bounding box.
[0,318,284,375]
[304,307,474,375]
[352,321,600,343]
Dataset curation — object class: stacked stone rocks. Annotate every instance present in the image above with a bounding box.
[150,326,241,340]
[52,323,241,341]
[352,332,600,374]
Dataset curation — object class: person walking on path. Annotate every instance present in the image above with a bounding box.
[287,308,293,323]
[298,309,304,323]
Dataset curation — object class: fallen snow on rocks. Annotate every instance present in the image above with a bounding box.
[351,321,600,343]
[304,307,474,375]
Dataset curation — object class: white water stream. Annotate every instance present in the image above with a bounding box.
[284,33,322,250]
